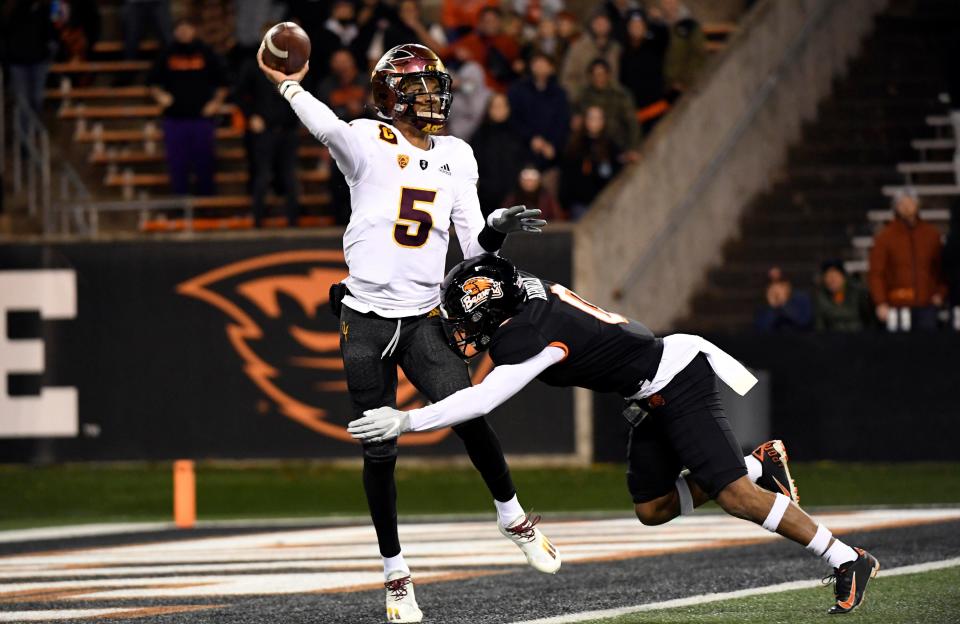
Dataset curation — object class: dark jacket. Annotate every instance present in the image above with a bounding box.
[576,83,642,149]
[664,17,707,90]
[507,76,571,160]
[235,59,300,129]
[1,0,57,64]
[149,40,226,118]
[619,22,669,108]
[471,120,528,216]
[754,292,814,333]
[814,282,872,332]
[868,216,946,307]
[560,132,623,207]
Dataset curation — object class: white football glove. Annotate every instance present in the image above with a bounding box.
[347,406,411,443]
[488,205,547,233]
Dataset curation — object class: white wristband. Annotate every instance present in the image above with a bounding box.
[486,208,505,227]
[278,80,304,102]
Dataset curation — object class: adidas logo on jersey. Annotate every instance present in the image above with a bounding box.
[440,163,451,175]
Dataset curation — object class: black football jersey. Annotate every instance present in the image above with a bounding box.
[488,276,664,395]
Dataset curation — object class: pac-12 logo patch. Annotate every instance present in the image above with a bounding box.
[397,154,410,169]
[460,276,503,312]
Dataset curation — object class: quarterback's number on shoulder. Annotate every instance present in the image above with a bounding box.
[394,187,437,248]
[550,284,628,324]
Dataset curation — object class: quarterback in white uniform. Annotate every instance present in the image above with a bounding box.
[258,42,556,623]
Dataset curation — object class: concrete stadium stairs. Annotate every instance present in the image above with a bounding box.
[678,0,960,332]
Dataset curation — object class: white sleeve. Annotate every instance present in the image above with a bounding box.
[287,90,367,184]
[449,145,491,259]
[407,346,566,431]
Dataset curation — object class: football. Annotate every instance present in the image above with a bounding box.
[261,22,311,75]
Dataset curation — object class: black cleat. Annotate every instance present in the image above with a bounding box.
[824,548,881,614]
[752,439,799,503]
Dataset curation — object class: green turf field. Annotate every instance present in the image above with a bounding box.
[2,462,959,530]
[582,564,960,624]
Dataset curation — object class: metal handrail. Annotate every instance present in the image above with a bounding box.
[60,196,196,237]
[11,94,52,223]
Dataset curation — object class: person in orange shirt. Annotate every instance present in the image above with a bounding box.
[868,189,947,331]
[442,0,501,41]
[447,7,520,92]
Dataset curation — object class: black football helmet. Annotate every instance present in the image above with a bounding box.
[370,44,453,134]
[440,254,524,359]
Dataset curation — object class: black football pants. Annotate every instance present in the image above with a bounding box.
[339,305,516,558]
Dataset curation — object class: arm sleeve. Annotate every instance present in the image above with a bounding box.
[288,91,367,184]
[451,144,506,255]
[406,346,566,432]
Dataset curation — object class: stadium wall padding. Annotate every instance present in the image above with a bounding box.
[593,332,960,463]
[0,233,575,463]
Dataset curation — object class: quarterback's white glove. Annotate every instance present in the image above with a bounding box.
[488,205,547,233]
[347,407,411,442]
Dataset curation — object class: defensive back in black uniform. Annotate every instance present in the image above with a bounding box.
[349,254,882,616]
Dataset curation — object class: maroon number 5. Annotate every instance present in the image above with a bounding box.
[393,187,437,248]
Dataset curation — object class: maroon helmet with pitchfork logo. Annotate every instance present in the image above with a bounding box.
[370,43,453,135]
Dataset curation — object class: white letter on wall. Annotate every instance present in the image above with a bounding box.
[0,270,78,437]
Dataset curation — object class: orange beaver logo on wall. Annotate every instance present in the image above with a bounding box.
[178,250,492,445]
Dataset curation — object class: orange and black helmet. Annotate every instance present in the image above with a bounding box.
[440,254,524,359]
[370,44,453,134]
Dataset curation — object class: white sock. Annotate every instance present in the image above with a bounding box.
[822,539,859,569]
[495,494,525,527]
[383,553,409,580]
[745,454,762,482]
[675,475,694,515]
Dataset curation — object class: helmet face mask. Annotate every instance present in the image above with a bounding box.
[371,45,453,134]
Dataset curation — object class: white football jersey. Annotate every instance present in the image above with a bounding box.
[290,93,494,317]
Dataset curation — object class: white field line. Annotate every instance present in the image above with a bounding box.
[511,557,960,624]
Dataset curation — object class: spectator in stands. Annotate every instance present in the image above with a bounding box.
[121,0,172,60]
[505,166,566,222]
[446,47,492,141]
[944,202,960,329]
[620,9,670,134]
[233,2,285,60]
[52,0,102,64]
[236,54,300,227]
[754,266,813,333]
[2,0,57,127]
[521,17,566,69]
[868,189,947,332]
[448,6,521,92]
[655,0,707,100]
[556,10,581,53]
[316,48,367,121]
[325,0,360,48]
[560,105,623,220]
[814,260,871,332]
[602,0,641,43]
[511,0,565,25]
[441,0,500,42]
[381,0,447,56]
[471,93,528,217]
[576,59,642,155]
[507,51,570,172]
[148,18,228,197]
[560,12,620,97]
[287,0,341,89]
